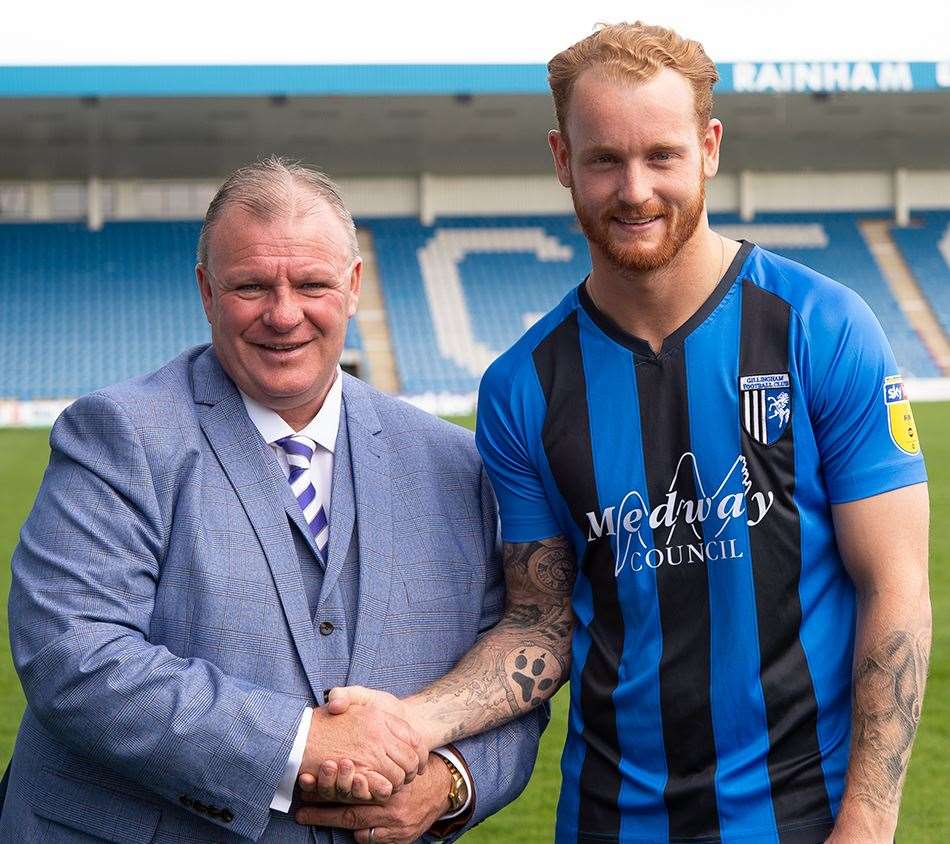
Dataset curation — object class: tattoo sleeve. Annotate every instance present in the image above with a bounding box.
[844,626,931,822]
[406,536,576,747]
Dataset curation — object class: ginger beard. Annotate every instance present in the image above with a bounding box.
[571,164,707,273]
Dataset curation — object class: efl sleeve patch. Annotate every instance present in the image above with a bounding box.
[883,375,920,455]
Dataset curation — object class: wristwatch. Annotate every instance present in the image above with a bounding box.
[441,755,469,813]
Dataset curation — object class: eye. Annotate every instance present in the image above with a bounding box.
[651,151,674,162]
[299,282,327,294]
[234,283,265,295]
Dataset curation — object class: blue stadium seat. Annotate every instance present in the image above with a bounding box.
[0,221,363,400]
[713,212,938,378]
[364,212,940,395]
[890,211,950,337]
[364,216,590,395]
[0,213,940,401]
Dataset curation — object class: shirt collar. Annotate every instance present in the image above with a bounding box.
[239,367,343,454]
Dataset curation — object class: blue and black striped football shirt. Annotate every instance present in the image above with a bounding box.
[476,241,927,844]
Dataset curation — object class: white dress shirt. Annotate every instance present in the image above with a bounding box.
[238,372,471,819]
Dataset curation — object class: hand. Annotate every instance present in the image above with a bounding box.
[297,687,428,798]
[295,753,454,844]
[299,700,427,799]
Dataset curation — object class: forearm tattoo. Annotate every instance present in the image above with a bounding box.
[848,628,931,815]
[415,537,576,744]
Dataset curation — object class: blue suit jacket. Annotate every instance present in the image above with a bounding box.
[3,345,544,842]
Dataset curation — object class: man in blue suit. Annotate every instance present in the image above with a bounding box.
[2,157,544,843]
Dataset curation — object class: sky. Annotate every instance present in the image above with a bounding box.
[4,0,950,65]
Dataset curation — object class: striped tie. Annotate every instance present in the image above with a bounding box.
[277,435,329,560]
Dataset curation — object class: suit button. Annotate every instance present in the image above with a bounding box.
[221,808,235,823]
[318,621,334,636]
[193,799,208,813]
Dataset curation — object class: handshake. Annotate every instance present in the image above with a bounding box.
[298,686,430,803]
[292,686,457,843]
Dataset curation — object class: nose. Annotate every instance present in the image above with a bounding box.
[617,161,654,208]
[261,288,303,332]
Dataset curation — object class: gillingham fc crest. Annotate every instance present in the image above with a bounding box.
[740,373,791,446]
[883,375,920,455]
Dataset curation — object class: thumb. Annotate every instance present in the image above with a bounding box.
[326,685,372,714]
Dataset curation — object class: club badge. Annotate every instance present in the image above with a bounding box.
[883,375,920,455]
[740,373,791,446]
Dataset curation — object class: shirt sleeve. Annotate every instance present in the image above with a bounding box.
[270,707,312,812]
[802,287,927,504]
[432,746,473,819]
[475,357,562,543]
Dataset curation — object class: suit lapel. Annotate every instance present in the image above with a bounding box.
[317,406,356,612]
[192,348,324,701]
[339,377,396,686]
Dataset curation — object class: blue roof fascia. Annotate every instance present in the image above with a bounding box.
[0,61,946,98]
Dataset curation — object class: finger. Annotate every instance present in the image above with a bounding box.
[413,737,428,775]
[391,717,428,776]
[335,758,356,799]
[297,772,318,793]
[385,717,428,775]
[294,804,378,829]
[325,687,351,715]
[326,685,372,714]
[382,730,421,783]
[366,756,407,791]
[354,828,391,844]
[316,760,340,802]
[364,772,393,803]
[350,772,373,802]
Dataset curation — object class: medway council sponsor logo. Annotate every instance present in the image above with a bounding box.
[585,452,775,576]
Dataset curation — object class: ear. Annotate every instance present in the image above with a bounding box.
[195,263,214,323]
[702,118,724,179]
[548,129,573,188]
[346,257,363,318]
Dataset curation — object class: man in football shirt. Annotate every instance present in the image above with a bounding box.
[314,22,930,844]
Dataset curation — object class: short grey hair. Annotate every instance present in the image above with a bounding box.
[197,155,359,267]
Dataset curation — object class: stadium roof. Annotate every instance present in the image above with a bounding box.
[2,1,947,179]
[1,85,948,179]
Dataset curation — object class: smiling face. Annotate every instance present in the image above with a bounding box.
[196,199,361,427]
[549,66,722,273]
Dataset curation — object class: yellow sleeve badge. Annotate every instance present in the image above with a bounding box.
[883,375,920,455]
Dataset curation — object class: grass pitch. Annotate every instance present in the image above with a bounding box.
[1,404,947,841]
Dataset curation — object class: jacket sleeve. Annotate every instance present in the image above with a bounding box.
[8,392,304,842]
[430,462,549,840]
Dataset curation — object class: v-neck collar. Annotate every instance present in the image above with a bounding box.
[578,240,754,359]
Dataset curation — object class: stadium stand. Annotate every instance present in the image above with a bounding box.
[715,212,940,378]
[365,216,590,395]
[890,212,950,337]
[366,212,941,395]
[0,221,362,400]
[0,213,942,400]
